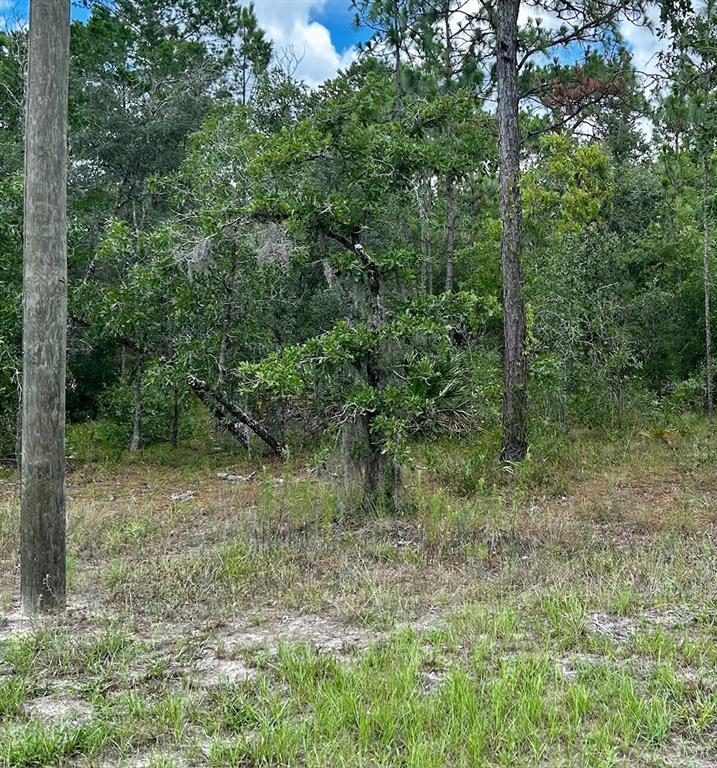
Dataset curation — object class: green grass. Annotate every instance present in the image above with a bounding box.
[1,418,716,766]
[0,626,714,767]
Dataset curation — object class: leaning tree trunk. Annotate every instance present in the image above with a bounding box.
[21,0,70,615]
[704,156,713,423]
[188,376,286,457]
[496,0,528,462]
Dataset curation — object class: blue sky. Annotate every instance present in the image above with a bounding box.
[2,0,88,21]
[310,1,366,53]
[3,1,662,86]
[3,1,369,85]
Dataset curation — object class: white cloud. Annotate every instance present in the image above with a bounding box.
[0,0,9,31]
[517,5,561,30]
[1,1,353,86]
[1,1,26,32]
[252,0,356,88]
[515,2,664,78]
[620,8,666,79]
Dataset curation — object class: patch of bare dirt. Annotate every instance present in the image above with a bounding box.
[25,694,93,725]
[194,654,258,686]
[144,610,402,689]
[641,607,699,631]
[587,611,637,641]
[0,598,102,642]
[403,609,445,633]
[557,652,609,681]
[213,613,383,655]
[0,609,32,641]
[420,670,446,691]
[586,607,705,645]
[98,753,188,768]
[654,742,717,768]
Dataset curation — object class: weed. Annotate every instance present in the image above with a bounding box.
[0,422,715,766]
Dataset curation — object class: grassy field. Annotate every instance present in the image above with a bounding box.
[1,419,716,767]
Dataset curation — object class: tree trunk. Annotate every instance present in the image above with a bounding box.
[218,311,230,387]
[442,1,457,294]
[336,244,400,515]
[445,175,458,292]
[170,387,180,448]
[218,252,236,386]
[418,174,433,292]
[394,41,402,107]
[21,0,70,615]
[392,1,403,115]
[189,382,250,451]
[120,344,128,379]
[188,376,286,457]
[129,361,142,452]
[496,0,528,462]
[704,156,713,423]
[336,407,401,515]
[313,232,401,512]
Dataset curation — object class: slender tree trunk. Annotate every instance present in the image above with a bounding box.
[216,253,238,441]
[129,361,143,452]
[704,156,713,423]
[130,197,143,258]
[120,344,128,379]
[128,192,144,453]
[170,387,180,448]
[419,174,433,292]
[496,0,528,462]
[218,251,237,386]
[218,310,230,388]
[442,1,457,294]
[443,0,452,86]
[21,0,70,615]
[393,45,402,106]
[392,1,403,115]
[241,53,247,107]
[445,175,458,292]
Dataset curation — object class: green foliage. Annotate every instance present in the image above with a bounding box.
[0,171,22,454]
[2,0,717,468]
[234,292,485,458]
[524,135,616,237]
[0,29,24,177]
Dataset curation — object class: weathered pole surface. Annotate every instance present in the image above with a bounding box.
[704,157,713,424]
[21,0,71,614]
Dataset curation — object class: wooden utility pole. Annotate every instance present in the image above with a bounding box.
[704,157,713,423]
[21,0,71,614]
